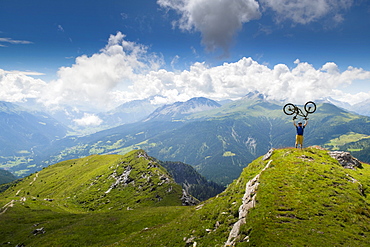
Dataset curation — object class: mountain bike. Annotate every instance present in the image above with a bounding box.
[283,101,316,120]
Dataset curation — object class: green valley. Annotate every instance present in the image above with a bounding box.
[26,98,370,186]
[3,96,370,187]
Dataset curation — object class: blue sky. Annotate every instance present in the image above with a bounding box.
[1,0,370,113]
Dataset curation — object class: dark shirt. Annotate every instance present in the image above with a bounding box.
[296,126,305,135]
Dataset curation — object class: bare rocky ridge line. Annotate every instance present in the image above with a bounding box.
[224,159,273,246]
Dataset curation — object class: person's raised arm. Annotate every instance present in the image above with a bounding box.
[304,120,308,126]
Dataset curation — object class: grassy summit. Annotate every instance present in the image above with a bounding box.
[1,150,184,212]
[1,147,369,246]
[117,147,370,246]
[239,148,370,246]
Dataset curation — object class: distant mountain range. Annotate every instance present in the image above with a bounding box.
[0,101,68,157]
[2,94,370,184]
[1,147,369,246]
[99,98,157,127]
[318,96,370,117]
[2,93,368,186]
[40,99,159,132]
[352,98,370,116]
[143,97,221,121]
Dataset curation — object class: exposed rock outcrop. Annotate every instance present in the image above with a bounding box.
[32,227,45,236]
[224,160,272,246]
[262,148,274,161]
[181,189,199,206]
[105,165,132,194]
[329,151,363,169]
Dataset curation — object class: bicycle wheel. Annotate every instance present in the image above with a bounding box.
[304,101,316,114]
[283,103,296,115]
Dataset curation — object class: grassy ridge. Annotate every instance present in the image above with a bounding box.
[1,148,370,246]
[243,148,370,246]
[1,151,183,213]
[116,152,268,246]
[115,148,370,246]
[0,149,186,246]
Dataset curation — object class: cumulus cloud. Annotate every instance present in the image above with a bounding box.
[132,57,370,105]
[260,0,354,24]
[73,113,103,126]
[0,69,46,102]
[40,32,164,110]
[157,0,261,55]
[1,33,370,111]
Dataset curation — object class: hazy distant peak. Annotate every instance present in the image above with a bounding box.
[0,101,23,113]
[315,97,353,112]
[144,97,221,121]
[243,91,267,101]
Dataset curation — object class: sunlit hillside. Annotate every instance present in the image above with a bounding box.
[1,147,369,246]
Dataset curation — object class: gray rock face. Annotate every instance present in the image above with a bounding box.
[262,148,274,161]
[181,189,199,206]
[105,165,132,194]
[225,160,272,246]
[329,151,363,170]
[32,227,45,235]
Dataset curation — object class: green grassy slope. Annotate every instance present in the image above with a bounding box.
[117,147,370,246]
[0,203,190,247]
[0,149,186,246]
[1,150,184,213]
[2,147,369,246]
[241,148,370,246]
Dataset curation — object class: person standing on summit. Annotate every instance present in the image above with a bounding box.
[293,119,308,149]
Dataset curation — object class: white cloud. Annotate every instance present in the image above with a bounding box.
[57,25,65,32]
[170,55,180,70]
[260,0,354,24]
[73,113,103,126]
[157,0,261,55]
[331,90,370,105]
[121,13,129,20]
[333,13,344,24]
[0,37,33,46]
[0,69,46,102]
[1,33,370,110]
[40,32,164,110]
[126,57,370,105]
[4,70,45,76]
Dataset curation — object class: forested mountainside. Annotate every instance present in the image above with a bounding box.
[0,169,16,185]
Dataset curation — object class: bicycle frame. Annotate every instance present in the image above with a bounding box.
[283,101,316,120]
